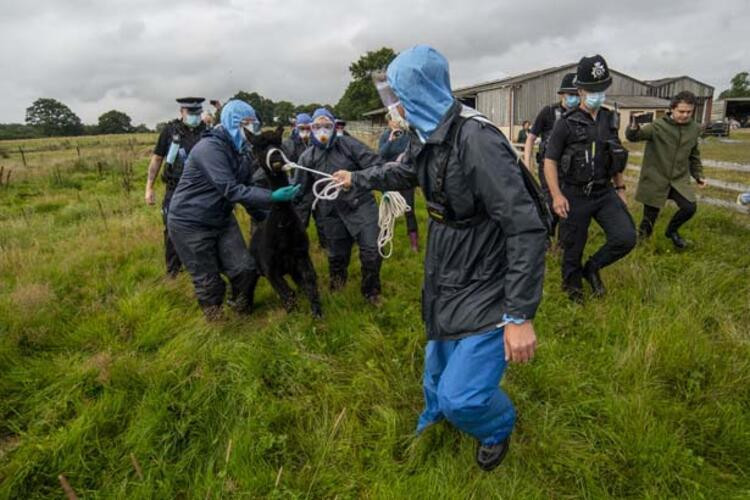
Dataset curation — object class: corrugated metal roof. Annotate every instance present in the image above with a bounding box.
[645,75,715,91]
[453,63,578,96]
[606,95,671,108]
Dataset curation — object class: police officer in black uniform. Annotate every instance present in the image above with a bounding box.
[145,97,207,277]
[524,73,579,239]
[544,56,636,302]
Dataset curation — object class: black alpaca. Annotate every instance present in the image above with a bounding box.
[248,127,323,317]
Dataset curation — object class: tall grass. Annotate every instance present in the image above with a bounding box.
[0,134,748,498]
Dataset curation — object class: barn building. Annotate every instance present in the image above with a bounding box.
[362,64,715,143]
[453,64,714,142]
[644,76,715,124]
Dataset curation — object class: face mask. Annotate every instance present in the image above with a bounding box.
[336,130,344,137]
[313,128,331,144]
[298,129,310,140]
[243,122,261,136]
[585,92,606,109]
[565,95,580,108]
[185,113,201,127]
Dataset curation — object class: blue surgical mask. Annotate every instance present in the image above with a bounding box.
[585,92,606,109]
[185,113,201,127]
[565,95,580,108]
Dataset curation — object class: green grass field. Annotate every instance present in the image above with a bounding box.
[0,131,749,498]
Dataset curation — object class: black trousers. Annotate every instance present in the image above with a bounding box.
[320,213,382,298]
[639,187,697,237]
[537,163,560,238]
[295,194,329,250]
[162,188,182,276]
[168,216,258,311]
[559,186,637,291]
[401,188,419,234]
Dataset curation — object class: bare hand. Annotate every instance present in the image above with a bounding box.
[145,187,156,205]
[552,193,570,219]
[696,178,707,189]
[332,170,352,189]
[617,189,627,204]
[504,322,537,363]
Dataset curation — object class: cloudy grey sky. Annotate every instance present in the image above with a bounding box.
[1,0,748,127]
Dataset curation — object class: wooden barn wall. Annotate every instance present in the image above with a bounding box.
[476,88,510,125]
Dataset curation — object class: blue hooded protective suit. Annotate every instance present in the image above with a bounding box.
[221,99,258,152]
[290,113,313,141]
[310,107,337,149]
[353,44,547,447]
[387,45,455,140]
[296,112,313,125]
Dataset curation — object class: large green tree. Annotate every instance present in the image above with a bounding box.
[25,98,83,136]
[334,47,397,120]
[294,103,332,116]
[273,100,296,125]
[719,71,750,98]
[97,110,133,134]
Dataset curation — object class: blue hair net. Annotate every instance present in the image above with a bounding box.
[296,113,313,125]
[312,108,335,123]
[220,99,258,152]
[387,45,455,140]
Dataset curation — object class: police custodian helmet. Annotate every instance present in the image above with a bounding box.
[573,55,612,92]
[558,73,578,94]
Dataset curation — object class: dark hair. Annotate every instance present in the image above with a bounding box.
[522,120,531,127]
[670,91,697,109]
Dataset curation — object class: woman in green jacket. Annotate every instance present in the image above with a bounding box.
[626,91,706,249]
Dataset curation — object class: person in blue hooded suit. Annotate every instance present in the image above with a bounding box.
[333,46,547,471]
[168,99,300,320]
[296,108,383,303]
[283,112,326,249]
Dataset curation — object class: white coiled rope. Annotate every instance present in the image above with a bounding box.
[377,191,411,258]
[266,147,410,258]
[266,148,345,210]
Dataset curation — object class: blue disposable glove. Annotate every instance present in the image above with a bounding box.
[270,184,301,202]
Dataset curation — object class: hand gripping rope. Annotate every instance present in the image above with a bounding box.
[266,148,345,210]
[266,148,411,258]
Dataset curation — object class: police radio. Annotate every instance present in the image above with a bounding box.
[165,133,181,166]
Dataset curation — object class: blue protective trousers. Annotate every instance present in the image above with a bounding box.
[417,327,516,445]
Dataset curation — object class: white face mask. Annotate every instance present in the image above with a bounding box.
[298,129,310,140]
[313,128,331,144]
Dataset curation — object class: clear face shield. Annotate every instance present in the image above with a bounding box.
[241,117,261,136]
[372,71,409,131]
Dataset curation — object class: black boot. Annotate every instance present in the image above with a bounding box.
[228,271,259,315]
[329,273,347,292]
[666,230,687,249]
[201,304,224,322]
[360,261,382,305]
[562,278,584,304]
[583,261,606,298]
[476,436,511,472]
